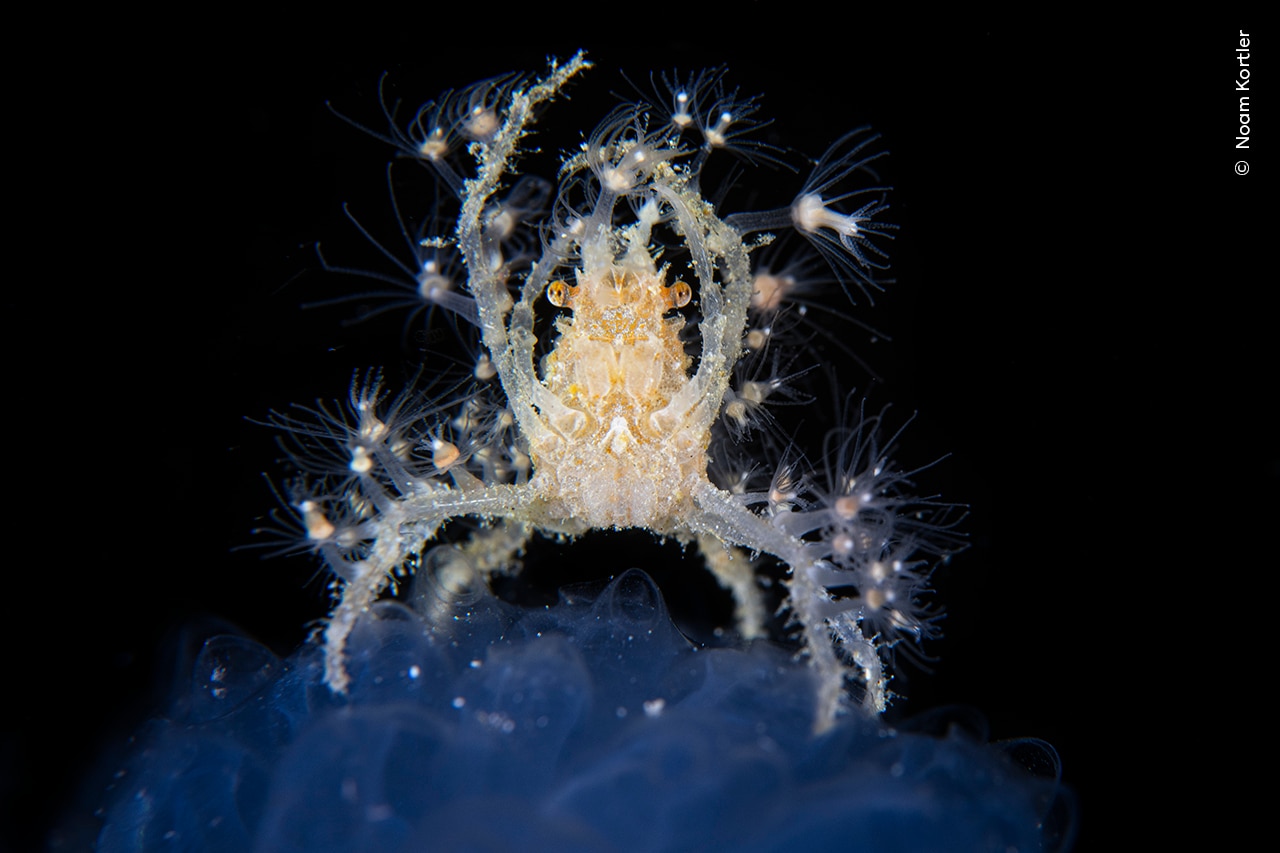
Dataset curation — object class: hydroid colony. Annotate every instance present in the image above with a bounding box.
[281,52,960,728]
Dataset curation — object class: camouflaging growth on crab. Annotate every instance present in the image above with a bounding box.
[272,52,962,732]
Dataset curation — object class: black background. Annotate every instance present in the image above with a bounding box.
[5,15,1267,851]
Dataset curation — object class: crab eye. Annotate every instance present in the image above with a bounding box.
[547,280,576,307]
[666,280,692,309]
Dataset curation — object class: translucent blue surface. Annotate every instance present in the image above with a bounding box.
[96,571,1068,852]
